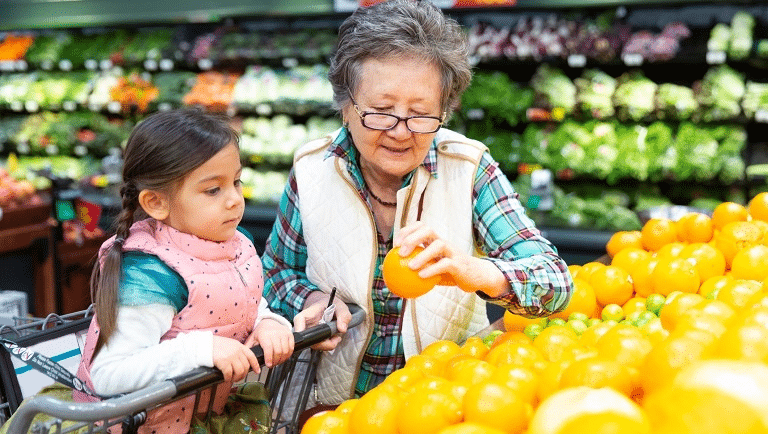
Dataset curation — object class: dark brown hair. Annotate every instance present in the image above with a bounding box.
[92,108,238,347]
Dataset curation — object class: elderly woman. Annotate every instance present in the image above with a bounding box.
[262,0,573,405]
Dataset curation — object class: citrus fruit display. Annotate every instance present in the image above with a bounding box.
[641,218,677,251]
[643,360,768,434]
[711,201,748,230]
[606,230,643,257]
[528,387,651,434]
[304,194,768,434]
[382,246,441,298]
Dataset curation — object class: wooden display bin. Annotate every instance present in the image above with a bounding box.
[56,235,109,315]
[0,194,56,317]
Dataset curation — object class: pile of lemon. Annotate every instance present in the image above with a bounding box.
[302,192,768,434]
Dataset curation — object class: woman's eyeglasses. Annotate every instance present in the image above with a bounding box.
[348,92,445,134]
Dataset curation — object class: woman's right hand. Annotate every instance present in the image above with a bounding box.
[294,291,352,351]
[212,335,261,382]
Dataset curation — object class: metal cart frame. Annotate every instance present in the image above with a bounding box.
[0,304,364,434]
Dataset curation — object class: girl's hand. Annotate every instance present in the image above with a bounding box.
[247,319,295,367]
[212,335,261,382]
[394,221,511,298]
[294,291,352,351]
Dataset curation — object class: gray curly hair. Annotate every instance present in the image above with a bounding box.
[329,0,472,116]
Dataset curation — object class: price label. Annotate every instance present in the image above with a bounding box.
[706,50,726,65]
[10,101,23,112]
[256,103,272,116]
[46,144,59,155]
[144,59,158,71]
[197,58,213,70]
[85,59,98,70]
[107,101,122,113]
[88,102,102,112]
[567,54,587,68]
[41,60,54,70]
[74,145,88,156]
[226,106,237,117]
[468,56,480,67]
[755,109,768,123]
[466,108,485,120]
[622,53,643,66]
[15,60,27,71]
[0,61,14,72]
[16,142,30,154]
[63,101,77,111]
[100,59,113,70]
[141,72,152,82]
[158,102,172,111]
[282,57,299,68]
[159,59,174,71]
[24,100,39,112]
[59,59,73,71]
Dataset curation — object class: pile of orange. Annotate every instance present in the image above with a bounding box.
[302,193,768,434]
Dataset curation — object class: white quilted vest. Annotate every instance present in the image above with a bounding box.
[293,128,490,404]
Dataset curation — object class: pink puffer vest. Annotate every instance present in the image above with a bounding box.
[74,219,262,434]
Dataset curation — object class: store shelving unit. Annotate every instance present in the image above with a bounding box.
[3,0,768,314]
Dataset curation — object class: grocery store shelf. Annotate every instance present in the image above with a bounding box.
[0,0,335,31]
[42,186,616,261]
[482,0,741,8]
[1,0,756,31]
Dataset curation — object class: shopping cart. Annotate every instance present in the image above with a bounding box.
[0,303,365,434]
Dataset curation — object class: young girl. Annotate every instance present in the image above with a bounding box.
[74,108,295,433]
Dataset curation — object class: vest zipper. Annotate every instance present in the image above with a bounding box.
[232,262,247,287]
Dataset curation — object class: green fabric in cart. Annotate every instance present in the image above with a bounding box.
[1,382,272,434]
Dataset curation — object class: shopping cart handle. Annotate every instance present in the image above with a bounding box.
[256,302,365,359]
[173,303,364,397]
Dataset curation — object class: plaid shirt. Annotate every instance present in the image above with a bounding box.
[262,128,572,396]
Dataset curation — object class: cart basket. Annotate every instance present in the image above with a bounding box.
[3,303,365,434]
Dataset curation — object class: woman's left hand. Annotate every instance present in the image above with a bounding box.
[394,221,511,298]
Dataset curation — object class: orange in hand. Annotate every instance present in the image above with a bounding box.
[383,246,441,298]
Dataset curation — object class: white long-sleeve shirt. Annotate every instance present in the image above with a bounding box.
[90,298,290,395]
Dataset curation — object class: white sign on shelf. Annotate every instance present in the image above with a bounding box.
[567,54,587,68]
[144,59,158,71]
[15,60,27,71]
[622,53,643,67]
[41,60,54,70]
[706,50,726,65]
[10,101,23,112]
[755,110,768,123]
[59,59,73,71]
[63,101,77,112]
[197,58,213,70]
[158,102,173,111]
[107,101,122,113]
[100,59,113,70]
[256,103,272,116]
[24,101,39,112]
[282,58,299,68]
[159,59,174,71]
[84,59,98,70]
